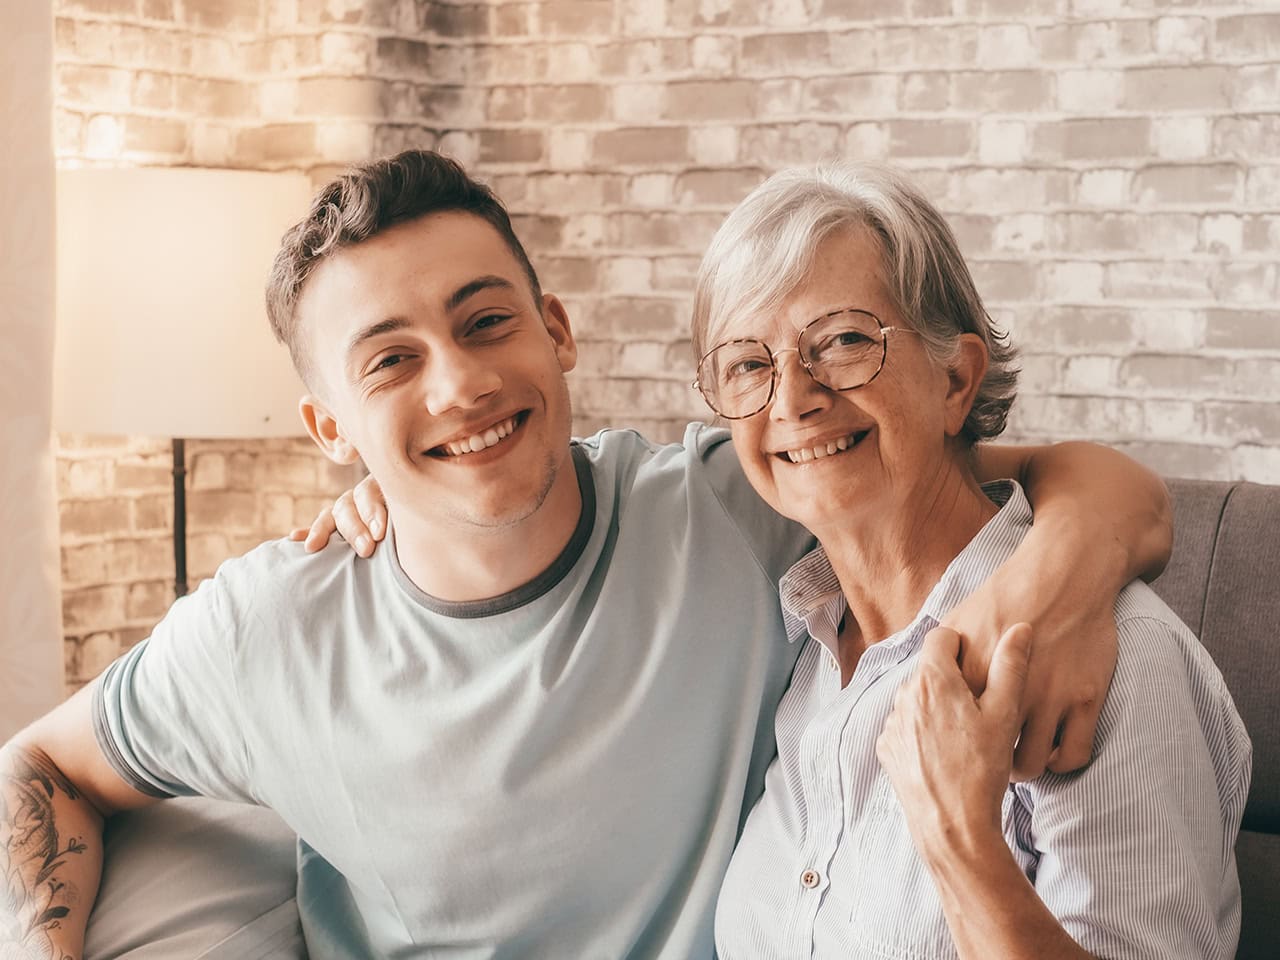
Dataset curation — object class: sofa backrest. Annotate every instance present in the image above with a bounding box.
[1151,479,1280,960]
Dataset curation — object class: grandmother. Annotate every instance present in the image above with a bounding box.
[697,163,1251,959]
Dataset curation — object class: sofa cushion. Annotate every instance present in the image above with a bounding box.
[85,796,303,959]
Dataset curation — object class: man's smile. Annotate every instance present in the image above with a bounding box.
[427,411,527,459]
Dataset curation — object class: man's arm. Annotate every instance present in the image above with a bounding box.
[953,440,1173,778]
[973,440,1172,582]
[1,685,157,960]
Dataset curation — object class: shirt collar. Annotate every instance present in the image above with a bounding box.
[777,479,1030,653]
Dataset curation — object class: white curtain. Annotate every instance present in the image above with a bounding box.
[0,0,64,740]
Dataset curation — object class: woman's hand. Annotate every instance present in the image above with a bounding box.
[943,548,1118,781]
[878,624,1030,862]
[878,623,1094,960]
[288,475,388,557]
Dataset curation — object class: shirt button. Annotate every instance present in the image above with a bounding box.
[801,869,820,888]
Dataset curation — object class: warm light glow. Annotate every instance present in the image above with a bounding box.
[54,167,312,438]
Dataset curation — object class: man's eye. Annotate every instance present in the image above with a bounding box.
[373,354,407,372]
[472,313,511,332]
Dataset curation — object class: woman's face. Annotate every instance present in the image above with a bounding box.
[721,227,977,537]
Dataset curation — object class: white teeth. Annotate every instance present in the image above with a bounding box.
[784,432,862,464]
[441,417,518,458]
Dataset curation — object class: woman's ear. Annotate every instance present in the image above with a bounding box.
[943,334,989,438]
[299,395,361,465]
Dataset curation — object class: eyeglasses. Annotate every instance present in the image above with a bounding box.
[693,308,906,420]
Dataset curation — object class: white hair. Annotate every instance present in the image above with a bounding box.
[691,162,1018,443]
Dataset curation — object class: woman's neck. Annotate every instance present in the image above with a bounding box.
[813,464,998,680]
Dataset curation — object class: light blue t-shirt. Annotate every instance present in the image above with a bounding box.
[94,424,814,959]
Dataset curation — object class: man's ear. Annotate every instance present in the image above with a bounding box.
[299,395,361,465]
[943,334,989,438]
[540,293,578,374]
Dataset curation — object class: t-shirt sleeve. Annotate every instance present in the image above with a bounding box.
[1016,615,1249,960]
[93,566,255,804]
[688,423,815,585]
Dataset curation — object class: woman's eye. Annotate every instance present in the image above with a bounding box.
[727,358,768,377]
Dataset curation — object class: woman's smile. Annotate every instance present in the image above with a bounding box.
[774,428,871,464]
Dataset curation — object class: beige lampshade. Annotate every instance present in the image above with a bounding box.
[54,167,313,438]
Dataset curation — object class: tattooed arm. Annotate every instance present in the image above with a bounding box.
[1,685,158,960]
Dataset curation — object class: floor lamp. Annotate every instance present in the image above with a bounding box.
[53,167,312,598]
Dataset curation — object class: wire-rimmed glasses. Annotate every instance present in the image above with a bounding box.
[692,308,905,420]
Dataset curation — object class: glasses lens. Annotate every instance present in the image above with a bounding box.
[698,341,773,418]
[800,311,884,390]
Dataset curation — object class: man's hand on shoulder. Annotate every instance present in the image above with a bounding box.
[289,475,387,558]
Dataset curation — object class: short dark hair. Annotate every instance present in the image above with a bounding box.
[265,150,541,385]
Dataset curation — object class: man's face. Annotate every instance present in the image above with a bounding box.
[296,211,579,536]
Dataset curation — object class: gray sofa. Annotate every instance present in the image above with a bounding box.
[85,478,1279,959]
[1150,478,1279,960]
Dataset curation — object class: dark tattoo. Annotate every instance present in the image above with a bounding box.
[1,746,85,960]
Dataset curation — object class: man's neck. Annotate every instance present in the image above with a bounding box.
[390,454,586,603]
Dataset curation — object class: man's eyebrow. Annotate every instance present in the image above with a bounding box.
[346,316,410,360]
[445,275,517,312]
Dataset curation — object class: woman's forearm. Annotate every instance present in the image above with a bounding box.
[920,826,1094,960]
[974,440,1172,582]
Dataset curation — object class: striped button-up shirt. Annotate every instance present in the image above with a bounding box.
[715,480,1251,959]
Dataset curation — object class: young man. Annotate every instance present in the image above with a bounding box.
[1,151,1171,959]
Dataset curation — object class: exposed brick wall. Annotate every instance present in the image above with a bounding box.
[54,0,1280,686]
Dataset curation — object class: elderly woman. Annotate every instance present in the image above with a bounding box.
[694,163,1250,959]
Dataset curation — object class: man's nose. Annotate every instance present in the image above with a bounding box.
[424,347,502,416]
[768,349,829,422]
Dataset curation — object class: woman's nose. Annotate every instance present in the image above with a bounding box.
[769,350,830,422]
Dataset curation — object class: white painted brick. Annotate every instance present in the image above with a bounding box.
[1233,445,1280,484]
[1151,116,1211,161]
[691,35,735,73]
[438,130,480,166]
[190,121,232,166]
[1131,310,1204,352]
[1142,398,1201,439]
[621,0,667,33]
[79,632,122,679]
[1153,16,1208,59]
[259,78,299,119]
[690,125,739,164]
[767,0,813,27]
[1062,355,1119,393]
[549,129,592,169]
[1057,69,1122,112]
[977,24,1035,67]
[319,31,372,73]
[612,83,667,122]
[1076,169,1128,207]
[603,257,655,294]
[316,121,375,160]
[84,114,123,159]
[993,214,1046,253]
[758,79,803,116]
[1045,261,1105,301]
[1201,215,1244,255]
[977,119,1028,164]
[844,122,890,160]
[628,173,675,206]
